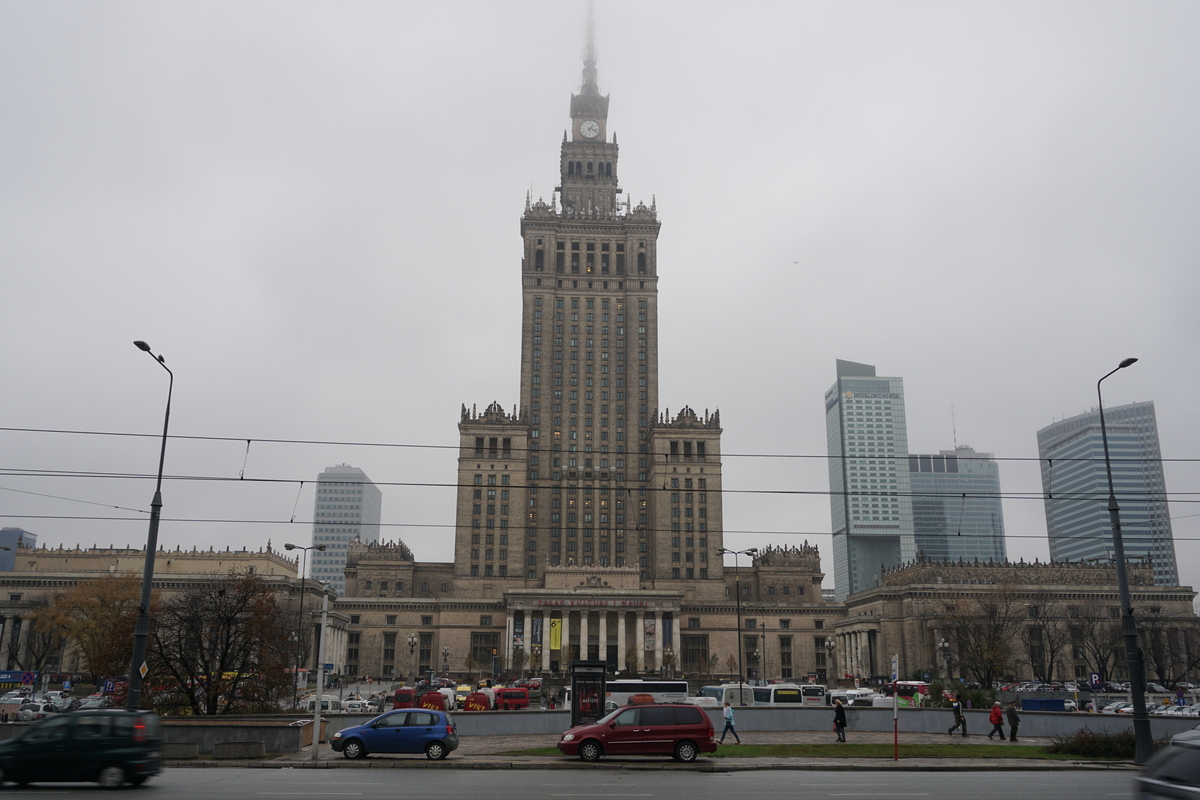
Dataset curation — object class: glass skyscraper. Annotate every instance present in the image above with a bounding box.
[825,360,916,601]
[310,464,382,596]
[908,446,1006,563]
[1037,401,1178,585]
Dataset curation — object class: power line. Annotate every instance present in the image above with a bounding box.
[3,425,1199,464]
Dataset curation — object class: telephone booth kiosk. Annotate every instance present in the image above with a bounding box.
[569,660,607,728]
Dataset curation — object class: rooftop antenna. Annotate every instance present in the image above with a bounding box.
[951,405,958,449]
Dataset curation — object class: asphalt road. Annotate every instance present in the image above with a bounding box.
[0,769,1140,799]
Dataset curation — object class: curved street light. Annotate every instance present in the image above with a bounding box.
[1098,357,1153,765]
[824,638,837,686]
[285,542,326,707]
[718,547,757,700]
[125,341,173,711]
[408,635,419,686]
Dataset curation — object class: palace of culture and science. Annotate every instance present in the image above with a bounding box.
[1,24,1192,690]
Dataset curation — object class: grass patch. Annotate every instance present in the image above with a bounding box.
[510,743,1120,761]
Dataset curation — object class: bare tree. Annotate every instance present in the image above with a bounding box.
[940,579,1023,686]
[147,573,293,715]
[1071,601,1123,683]
[1018,596,1072,683]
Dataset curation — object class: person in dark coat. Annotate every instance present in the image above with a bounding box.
[1006,703,1021,742]
[988,701,1007,740]
[833,698,847,742]
[948,695,968,737]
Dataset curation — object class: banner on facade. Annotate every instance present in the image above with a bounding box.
[531,617,542,646]
[549,617,561,651]
[513,618,524,649]
[643,618,655,651]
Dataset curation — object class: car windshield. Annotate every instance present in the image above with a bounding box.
[593,707,625,726]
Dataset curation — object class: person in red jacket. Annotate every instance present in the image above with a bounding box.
[988,701,1007,740]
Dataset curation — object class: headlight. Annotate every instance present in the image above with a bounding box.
[561,733,574,741]
[332,732,342,739]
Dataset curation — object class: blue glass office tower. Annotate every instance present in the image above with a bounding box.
[825,360,916,601]
[1037,401,1178,586]
[908,446,1006,562]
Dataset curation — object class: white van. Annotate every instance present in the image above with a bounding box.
[699,684,756,707]
[304,695,344,713]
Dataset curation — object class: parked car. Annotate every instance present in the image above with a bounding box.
[330,708,459,760]
[1135,729,1200,799]
[558,703,718,763]
[1102,702,1133,714]
[1147,683,1169,694]
[0,709,161,788]
[343,700,371,714]
[17,702,59,722]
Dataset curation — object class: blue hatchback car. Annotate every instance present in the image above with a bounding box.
[330,708,459,760]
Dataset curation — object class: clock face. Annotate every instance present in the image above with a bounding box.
[580,119,600,138]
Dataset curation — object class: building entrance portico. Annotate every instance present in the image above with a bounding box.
[504,569,682,676]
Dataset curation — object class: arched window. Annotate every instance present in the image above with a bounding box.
[576,161,583,176]
[587,162,593,173]
[637,253,647,274]
[605,163,612,177]
[535,250,544,271]
[568,161,575,176]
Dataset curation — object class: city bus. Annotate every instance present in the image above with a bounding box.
[752,683,828,706]
[882,681,930,707]
[698,683,755,707]
[603,680,689,706]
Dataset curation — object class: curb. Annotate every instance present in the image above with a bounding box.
[162,758,1139,773]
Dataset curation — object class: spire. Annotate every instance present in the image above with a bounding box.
[581,0,599,94]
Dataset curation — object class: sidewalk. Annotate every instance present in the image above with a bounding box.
[167,729,1138,772]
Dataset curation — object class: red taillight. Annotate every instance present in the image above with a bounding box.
[445,724,454,735]
[133,719,147,743]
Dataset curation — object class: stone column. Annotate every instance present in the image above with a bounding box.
[672,611,682,672]
[598,610,608,668]
[579,610,589,661]
[0,617,9,669]
[505,612,515,673]
[653,610,663,673]
[560,612,570,671]
[541,613,552,673]
[617,612,627,671]
[520,610,531,670]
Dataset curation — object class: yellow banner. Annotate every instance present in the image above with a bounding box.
[550,617,561,651]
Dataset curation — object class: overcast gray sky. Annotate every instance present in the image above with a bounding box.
[3,1,1198,594]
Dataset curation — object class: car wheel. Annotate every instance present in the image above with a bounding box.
[674,740,699,763]
[425,741,447,760]
[578,740,602,762]
[342,739,366,760]
[98,765,126,789]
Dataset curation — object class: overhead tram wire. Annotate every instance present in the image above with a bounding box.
[2,425,1198,465]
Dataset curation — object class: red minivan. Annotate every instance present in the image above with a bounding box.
[557,703,717,763]
[495,688,530,710]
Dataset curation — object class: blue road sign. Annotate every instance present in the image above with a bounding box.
[102,680,115,694]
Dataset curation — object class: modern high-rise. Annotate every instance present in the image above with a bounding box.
[1037,401,1178,585]
[310,464,382,595]
[825,360,916,601]
[0,528,36,572]
[908,446,1006,563]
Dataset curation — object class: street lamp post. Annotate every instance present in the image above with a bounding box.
[824,638,836,685]
[1098,357,1154,765]
[442,647,450,679]
[938,638,951,680]
[125,341,173,711]
[408,635,419,686]
[719,547,757,701]
[285,542,326,708]
[662,646,673,679]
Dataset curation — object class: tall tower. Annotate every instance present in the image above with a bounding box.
[908,446,1007,563]
[1037,401,1178,585]
[825,360,916,601]
[309,464,382,596]
[451,22,724,592]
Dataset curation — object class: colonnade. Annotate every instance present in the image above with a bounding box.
[505,607,682,674]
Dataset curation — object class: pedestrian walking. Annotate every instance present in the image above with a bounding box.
[833,698,847,742]
[1006,702,1021,742]
[948,695,968,737]
[719,701,741,744]
[988,701,1007,740]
